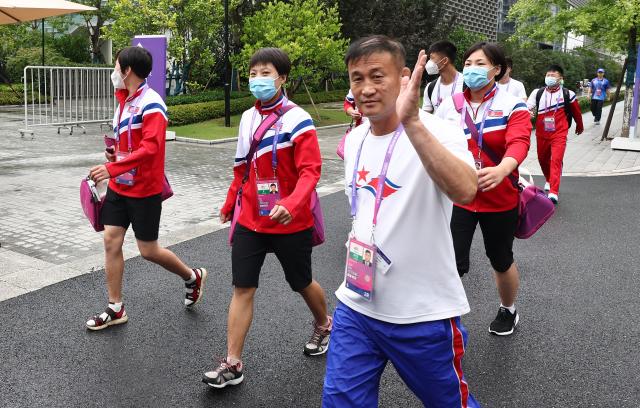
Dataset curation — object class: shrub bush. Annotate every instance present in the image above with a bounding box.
[169,89,348,126]
[166,90,252,106]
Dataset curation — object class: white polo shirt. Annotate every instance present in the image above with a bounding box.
[422,74,464,113]
[497,78,527,100]
[336,110,475,324]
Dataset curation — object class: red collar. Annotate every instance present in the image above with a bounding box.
[255,92,286,115]
[463,83,498,104]
[115,81,147,104]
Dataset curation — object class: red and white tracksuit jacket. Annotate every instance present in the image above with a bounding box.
[106,82,168,198]
[221,94,322,234]
[527,87,584,195]
[437,85,532,212]
[343,89,363,127]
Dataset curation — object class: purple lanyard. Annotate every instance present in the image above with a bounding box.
[545,89,560,115]
[350,125,404,229]
[463,94,495,157]
[436,73,459,107]
[116,85,149,153]
[250,98,287,173]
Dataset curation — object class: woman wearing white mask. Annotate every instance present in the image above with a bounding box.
[204,48,331,389]
[422,40,464,114]
[436,42,532,337]
[86,46,207,331]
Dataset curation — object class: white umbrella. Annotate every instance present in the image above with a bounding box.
[0,0,94,24]
[0,0,96,65]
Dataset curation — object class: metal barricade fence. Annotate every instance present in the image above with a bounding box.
[19,66,116,138]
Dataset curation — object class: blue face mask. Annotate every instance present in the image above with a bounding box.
[249,77,279,101]
[545,76,559,87]
[463,66,494,90]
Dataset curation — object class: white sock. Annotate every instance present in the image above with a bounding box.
[501,303,516,314]
[108,302,123,313]
[185,269,196,284]
[226,356,241,366]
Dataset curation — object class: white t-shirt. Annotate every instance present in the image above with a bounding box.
[422,74,464,113]
[336,110,474,324]
[497,78,527,100]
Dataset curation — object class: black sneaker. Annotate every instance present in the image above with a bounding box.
[202,359,244,389]
[304,316,332,356]
[488,307,519,336]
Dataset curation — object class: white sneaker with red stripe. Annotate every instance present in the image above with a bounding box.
[185,268,208,307]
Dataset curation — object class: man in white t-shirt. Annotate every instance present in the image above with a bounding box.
[322,35,480,408]
[422,40,464,113]
[496,56,527,102]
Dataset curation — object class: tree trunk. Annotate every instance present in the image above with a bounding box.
[621,25,638,137]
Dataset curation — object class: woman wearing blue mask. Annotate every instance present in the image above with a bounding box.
[203,48,332,389]
[436,42,532,337]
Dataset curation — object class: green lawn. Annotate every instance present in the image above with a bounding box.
[168,105,350,141]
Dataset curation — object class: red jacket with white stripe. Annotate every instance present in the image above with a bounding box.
[221,94,322,234]
[527,86,584,138]
[437,85,532,212]
[105,82,167,198]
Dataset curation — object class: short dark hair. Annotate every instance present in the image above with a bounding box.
[428,40,457,63]
[344,35,406,69]
[547,64,564,76]
[116,46,152,79]
[462,42,507,82]
[505,56,513,69]
[249,48,291,77]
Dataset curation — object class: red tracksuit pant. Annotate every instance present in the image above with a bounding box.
[536,132,567,195]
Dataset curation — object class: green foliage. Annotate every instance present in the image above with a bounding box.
[166,90,252,106]
[336,0,452,67]
[53,29,92,64]
[508,0,640,53]
[168,90,347,126]
[233,0,348,88]
[6,48,72,82]
[105,0,224,86]
[507,45,622,95]
[447,27,487,70]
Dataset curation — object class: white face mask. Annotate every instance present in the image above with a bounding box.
[425,57,445,75]
[111,69,126,89]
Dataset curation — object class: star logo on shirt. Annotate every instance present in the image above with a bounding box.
[357,166,369,182]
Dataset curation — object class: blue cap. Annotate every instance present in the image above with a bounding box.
[597,68,605,73]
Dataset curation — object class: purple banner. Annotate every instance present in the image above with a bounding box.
[132,35,167,101]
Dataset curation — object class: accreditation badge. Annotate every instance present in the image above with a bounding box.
[114,151,137,186]
[543,116,556,132]
[345,237,376,301]
[256,178,280,216]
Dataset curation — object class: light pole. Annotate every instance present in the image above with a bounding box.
[224,0,231,127]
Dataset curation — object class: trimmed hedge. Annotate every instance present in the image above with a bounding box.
[169,89,348,126]
[166,90,252,106]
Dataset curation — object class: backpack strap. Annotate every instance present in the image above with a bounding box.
[427,79,437,102]
[535,88,543,114]
[562,87,573,126]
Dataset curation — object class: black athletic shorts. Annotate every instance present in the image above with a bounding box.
[450,205,519,276]
[231,223,313,291]
[101,188,162,242]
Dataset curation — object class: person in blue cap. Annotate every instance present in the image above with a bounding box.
[588,68,610,125]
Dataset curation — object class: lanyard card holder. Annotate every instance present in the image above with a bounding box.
[543,116,556,132]
[256,178,280,216]
[345,237,376,301]
[115,151,136,186]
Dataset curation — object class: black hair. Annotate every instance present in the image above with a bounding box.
[249,48,291,77]
[428,40,457,63]
[505,56,513,69]
[344,35,406,69]
[547,64,564,76]
[463,42,507,82]
[270,183,276,187]
[116,46,152,79]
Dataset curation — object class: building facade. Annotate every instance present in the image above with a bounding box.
[443,0,500,41]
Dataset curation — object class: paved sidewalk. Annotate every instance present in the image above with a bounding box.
[0,100,638,301]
